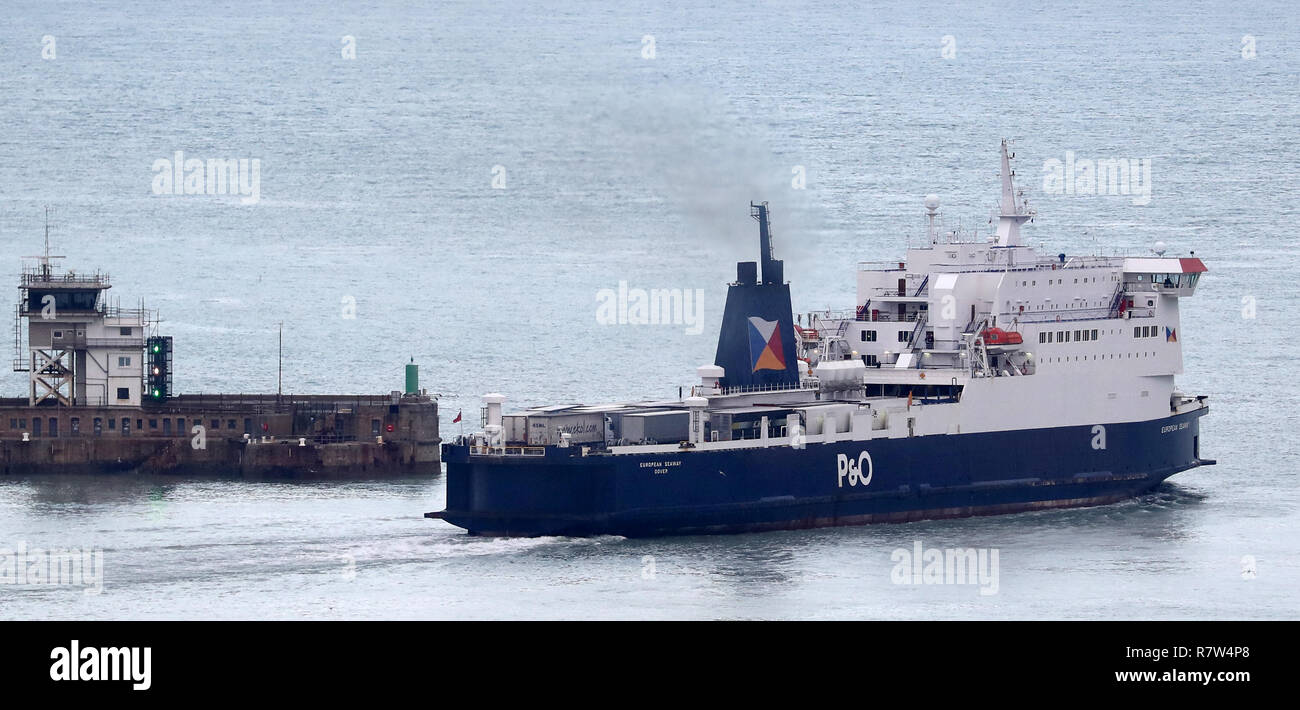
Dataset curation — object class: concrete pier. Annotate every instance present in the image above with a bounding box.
[0,393,439,478]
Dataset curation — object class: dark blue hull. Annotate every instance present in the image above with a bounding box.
[430,408,1211,537]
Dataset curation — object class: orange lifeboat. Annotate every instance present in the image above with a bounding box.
[977,327,1023,348]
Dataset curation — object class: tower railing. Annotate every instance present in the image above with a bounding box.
[19,270,110,287]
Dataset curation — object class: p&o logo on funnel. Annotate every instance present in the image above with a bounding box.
[747,316,786,372]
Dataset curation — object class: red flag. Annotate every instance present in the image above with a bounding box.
[452,411,462,423]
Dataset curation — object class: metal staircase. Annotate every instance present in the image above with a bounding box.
[906,311,928,352]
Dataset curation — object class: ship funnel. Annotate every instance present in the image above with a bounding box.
[712,203,800,390]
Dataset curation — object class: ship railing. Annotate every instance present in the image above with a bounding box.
[719,382,812,396]
[858,311,921,323]
[1004,305,1118,324]
[898,258,1126,275]
[868,286,926,298]
[1053,255,1126,269]
[469,444,546,457]
[806,308,857,323]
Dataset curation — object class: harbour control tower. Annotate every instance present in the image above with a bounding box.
[12,235,158,407]
[1,228,439,477]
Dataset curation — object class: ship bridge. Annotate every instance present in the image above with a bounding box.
[803,140,1206,396]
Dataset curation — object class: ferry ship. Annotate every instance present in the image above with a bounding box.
[427,140,1213,537]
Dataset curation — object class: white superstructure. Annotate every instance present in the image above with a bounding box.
[798,139,1205,436]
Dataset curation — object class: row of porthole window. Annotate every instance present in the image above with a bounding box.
[1039,328,1101,344]
[1018,275,1104,287]
[1041,352,1159,363]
